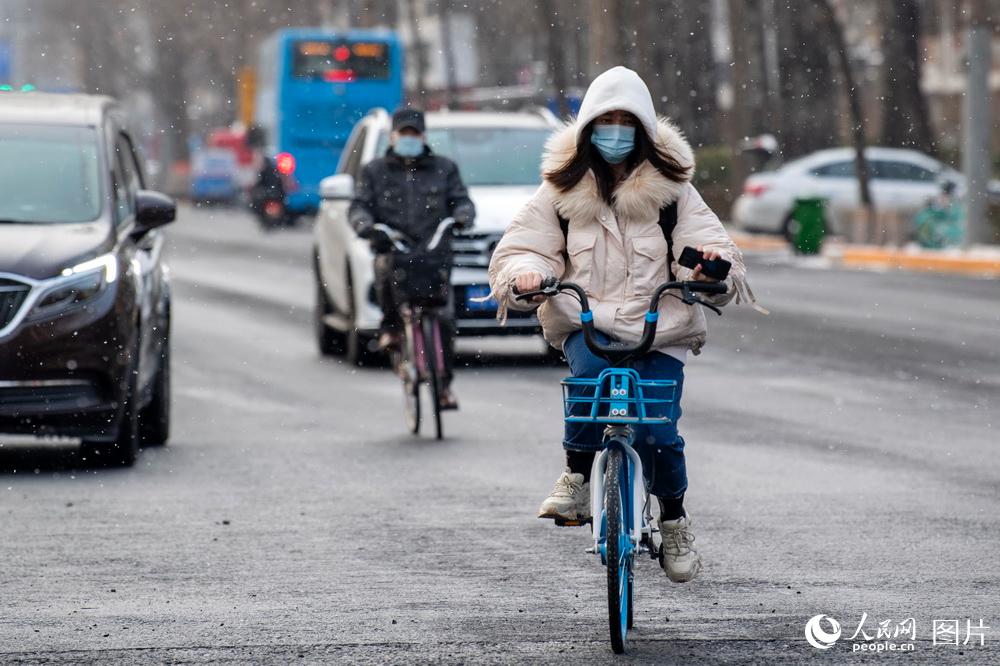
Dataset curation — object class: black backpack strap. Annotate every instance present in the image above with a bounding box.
[557,201,679,277]
[557,212,570,262]
[659,201,679,281]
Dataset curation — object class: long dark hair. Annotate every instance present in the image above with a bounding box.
[545,115,691,205]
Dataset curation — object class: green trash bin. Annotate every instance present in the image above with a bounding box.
[791,197,827,255]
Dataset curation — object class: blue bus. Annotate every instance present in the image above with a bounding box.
[254,29,404,215]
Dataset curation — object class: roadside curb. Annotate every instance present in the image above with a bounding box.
[831,245,1000,278]
[729,230,1000,278]
[729,232,789,253]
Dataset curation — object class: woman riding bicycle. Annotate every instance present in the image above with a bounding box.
[488,66,756,583]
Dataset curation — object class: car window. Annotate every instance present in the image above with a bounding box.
[341,126,368,178]
[0,124,102,224]
[871,160,938,182]
[116,134,142,196]
[373,127,552,186]
[810,161,855,178]
[119,132,146,188]
[112,133,136,225]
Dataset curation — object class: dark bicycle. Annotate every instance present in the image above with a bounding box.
[515,276,726,654]
[371,218,456,440]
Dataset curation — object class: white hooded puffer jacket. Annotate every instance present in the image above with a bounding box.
[487,67,758,354]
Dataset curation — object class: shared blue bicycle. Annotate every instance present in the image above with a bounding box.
[515,277,726,653]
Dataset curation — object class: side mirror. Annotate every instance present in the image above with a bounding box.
[133,189,176,237]
[320,174,355,201]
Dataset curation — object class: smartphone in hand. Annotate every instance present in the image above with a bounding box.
[678,246,732,281]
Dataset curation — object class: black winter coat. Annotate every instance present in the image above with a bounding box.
[348,147,476,250]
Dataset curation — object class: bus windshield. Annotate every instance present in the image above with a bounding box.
[0,124,102,224]
[377,127,552,186]
[292,39,390,82]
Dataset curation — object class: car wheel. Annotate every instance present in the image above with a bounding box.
[139,335,171,447]
[343,263,381,367]
[82,340,140,467]
[781,213,796,244]
[314,254,346,356]
[345,326,379,367]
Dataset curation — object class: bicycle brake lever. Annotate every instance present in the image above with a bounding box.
[677,283,721,315]
[685,295,722,316]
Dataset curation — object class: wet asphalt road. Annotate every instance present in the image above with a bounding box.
[1,205,998,664]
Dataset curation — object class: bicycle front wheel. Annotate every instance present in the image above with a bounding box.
[423,316,443,440]
[604,447,632,654]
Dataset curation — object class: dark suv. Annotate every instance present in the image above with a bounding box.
[0,93,175,466]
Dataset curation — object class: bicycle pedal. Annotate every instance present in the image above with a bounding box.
[554,518,592,527]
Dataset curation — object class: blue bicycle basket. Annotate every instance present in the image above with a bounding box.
[561,367,677,424]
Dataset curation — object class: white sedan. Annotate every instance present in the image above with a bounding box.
[312,108,558,365]
[731,147,997,238]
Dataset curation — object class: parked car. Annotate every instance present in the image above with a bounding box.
[190,147,239,204]
[206,126,257,190]
[312,108,559,364]
[0,93,175,466]
[731,146,1000,238]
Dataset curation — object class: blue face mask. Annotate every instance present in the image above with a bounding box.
[590,124,636,164]
[394,135,424,158]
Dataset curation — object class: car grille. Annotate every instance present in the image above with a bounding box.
[451,232,502,269]
[0,278,31,329]
[0,381,103,416]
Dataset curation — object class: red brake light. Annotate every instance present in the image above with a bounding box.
[264,200,284,217]
[323,69,356,83]
[334,46,351,62]
[743,181,770,197]
[275,152,295,175]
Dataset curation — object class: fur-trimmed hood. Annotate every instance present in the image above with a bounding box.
[541,117,696,225]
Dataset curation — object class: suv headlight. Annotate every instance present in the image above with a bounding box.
[31,254,118,318]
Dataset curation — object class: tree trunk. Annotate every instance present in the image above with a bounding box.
[814,0,874,231]
[538,0,570,117]
[150,5,193,165]
[879,0,936,154]
[405,0,428,106]
[727,0,754,189]
[587,0,619,77]
[679,1,718,147]
[437,0,458,109]
[775,1,839,158]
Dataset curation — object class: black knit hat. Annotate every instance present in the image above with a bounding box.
[392,108,426,133]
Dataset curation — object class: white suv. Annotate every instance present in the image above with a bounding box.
[312,108,559,364]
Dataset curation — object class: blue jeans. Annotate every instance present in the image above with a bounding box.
[562,330,687,499]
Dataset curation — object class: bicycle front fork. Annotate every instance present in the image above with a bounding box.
[587,428,656,559]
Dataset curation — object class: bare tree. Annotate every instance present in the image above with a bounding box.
[879,0,936,154]
[588,0,621,76]
[775,2,839,157]
[404,0,428,106]
[814,0,874,230]
[538,0,571,117]
[144,4,195,164]
[437,0,458,109]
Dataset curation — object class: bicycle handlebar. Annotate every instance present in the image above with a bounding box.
[371,217,457,254]
[514,278,727,363]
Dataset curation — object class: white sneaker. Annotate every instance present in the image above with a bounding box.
[537,471,591,522]
[659,514,702,582]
